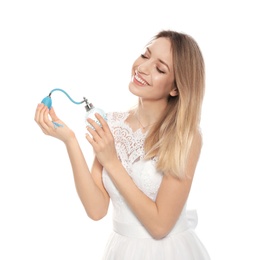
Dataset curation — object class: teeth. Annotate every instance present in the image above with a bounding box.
[135,73,147,85]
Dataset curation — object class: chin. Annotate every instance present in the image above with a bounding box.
[129,81,137,92]
[128,84,138,97]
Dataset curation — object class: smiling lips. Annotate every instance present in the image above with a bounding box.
[134,70,149,86]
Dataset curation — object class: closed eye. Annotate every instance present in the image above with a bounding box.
[156,67,165,74]
[141,54,148,59]
[141,53,166,74]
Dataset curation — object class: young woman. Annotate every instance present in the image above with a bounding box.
[35,30,210,259]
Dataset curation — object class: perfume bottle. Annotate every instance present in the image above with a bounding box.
[84,98,107,128]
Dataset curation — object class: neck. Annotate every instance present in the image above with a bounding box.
[135,99,167,128]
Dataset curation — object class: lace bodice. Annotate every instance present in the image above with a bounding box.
[107,112,147,176]
[102,112,164,223]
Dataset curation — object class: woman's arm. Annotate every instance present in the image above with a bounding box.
[65,139,110,220]
[87,114,202,239]
[35,104,110,220]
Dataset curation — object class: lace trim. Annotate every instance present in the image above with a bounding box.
[107,112,147,174]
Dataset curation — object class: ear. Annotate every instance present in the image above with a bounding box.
[169,87,178,97]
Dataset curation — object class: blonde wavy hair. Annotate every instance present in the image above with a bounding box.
[144,30,205,179]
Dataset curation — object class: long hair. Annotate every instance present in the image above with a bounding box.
[144,30,205,179]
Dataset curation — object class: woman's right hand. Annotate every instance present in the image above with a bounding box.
[34,103,76,143]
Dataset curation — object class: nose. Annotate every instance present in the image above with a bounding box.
[137,65,143,73]
[137,64,148,75]
[137,59,152,75]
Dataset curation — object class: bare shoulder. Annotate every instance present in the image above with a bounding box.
[193,128,203,151]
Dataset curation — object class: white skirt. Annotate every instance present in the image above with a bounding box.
[102,210,210,260]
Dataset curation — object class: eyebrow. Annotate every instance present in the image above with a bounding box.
[147,47,171,72]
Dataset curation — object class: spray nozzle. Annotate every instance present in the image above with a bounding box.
[83,97,94,112]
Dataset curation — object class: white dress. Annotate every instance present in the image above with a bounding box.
[101,112,210,260]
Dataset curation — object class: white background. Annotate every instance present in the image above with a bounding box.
[0,0,275,259]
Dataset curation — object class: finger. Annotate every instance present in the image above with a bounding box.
[95,113,108,130]
[35,104,49,134]
[49,107,59,122]
[39,105,52,131]
[94,113,113,138]
[86,118,97,128]
[85,132,96,146]
[88,117,105,133]
[85,132,102,152]
[86,124,101,143]
[34,103,44,123]
[34,104,50,134]
[86,118,104,138]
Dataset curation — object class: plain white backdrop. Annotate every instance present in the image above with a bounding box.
[0,0,275,259]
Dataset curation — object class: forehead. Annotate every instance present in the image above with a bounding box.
[146,37,173,65]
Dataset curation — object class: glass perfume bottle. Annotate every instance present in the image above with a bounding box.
[84,98,107,128]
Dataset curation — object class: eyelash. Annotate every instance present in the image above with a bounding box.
[140,54,165,74]
[141,54,147,59]
[156,68,165,74]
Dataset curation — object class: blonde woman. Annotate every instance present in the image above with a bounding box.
[35,30,210,259]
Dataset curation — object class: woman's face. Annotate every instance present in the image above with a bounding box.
[129,37,177,102]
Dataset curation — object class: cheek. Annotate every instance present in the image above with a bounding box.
[152,73,164,84]
[153,75,172,89]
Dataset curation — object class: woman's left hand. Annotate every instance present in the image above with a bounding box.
[86,113,118,168]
